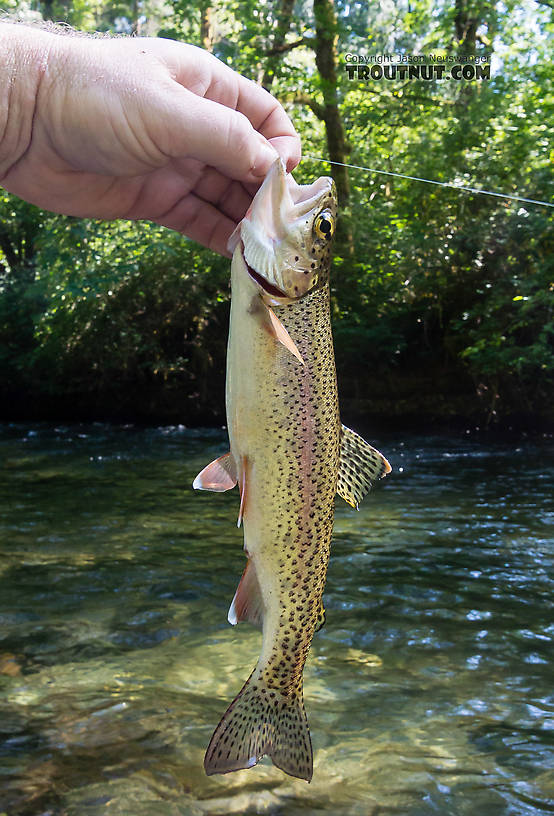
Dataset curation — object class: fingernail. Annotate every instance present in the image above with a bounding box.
[251,136,279,177]
[286,154,301,173]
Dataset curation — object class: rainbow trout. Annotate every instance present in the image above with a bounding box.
[193,158,390,781]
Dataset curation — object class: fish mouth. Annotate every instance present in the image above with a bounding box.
[231,159,335,302]
[241,242,289,299]
[245,261,288,299]
[243,244,321,304]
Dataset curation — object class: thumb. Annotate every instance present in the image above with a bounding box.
[166,87,280,182]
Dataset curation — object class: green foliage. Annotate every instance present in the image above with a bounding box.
[452,205,554,413]
[36,221,229,397]
[0,195,49,389]
[0,0,552,423]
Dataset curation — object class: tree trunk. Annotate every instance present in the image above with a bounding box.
[312,0,354,255]
[41,0,55,21]
[132,0,142,35]
[453,0,481,108]
[262,0,295,90]
[200,1,213,52]
[454,0,479,49]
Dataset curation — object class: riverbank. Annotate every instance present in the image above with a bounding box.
[2,366,553,435]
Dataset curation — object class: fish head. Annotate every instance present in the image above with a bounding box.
[229,158,337,304]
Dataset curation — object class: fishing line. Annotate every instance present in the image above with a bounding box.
[303,156,554,209]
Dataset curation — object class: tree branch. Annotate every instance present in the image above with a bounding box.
[261,0,295,90]
[289,92,325,120]
[266,36,312,55]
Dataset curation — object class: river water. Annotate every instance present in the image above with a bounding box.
[0,423,552,815]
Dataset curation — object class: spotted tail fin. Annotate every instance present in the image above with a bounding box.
[204,675,313,782]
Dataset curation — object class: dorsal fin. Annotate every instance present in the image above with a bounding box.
[192,452,237,492]
[228,560,264,629]
[337,425,391,509]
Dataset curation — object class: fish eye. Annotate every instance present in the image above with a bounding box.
[314,210,335,241]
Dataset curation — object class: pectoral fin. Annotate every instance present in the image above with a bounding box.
[228,559,264,629]
[192,452,237,492]
[264,302,305,365]
[337,425,392,509]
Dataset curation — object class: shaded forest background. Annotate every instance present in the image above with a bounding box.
[0,0,552,429]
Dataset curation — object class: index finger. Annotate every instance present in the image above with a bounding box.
[232,74,302,173]
[159,43,301,173]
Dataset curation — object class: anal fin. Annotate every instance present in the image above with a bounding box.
[228,559,264,628]
[337,425,391,509]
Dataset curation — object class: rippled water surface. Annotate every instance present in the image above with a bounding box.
[0,423,553,816]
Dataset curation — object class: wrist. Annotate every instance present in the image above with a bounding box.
[0,22,55,181]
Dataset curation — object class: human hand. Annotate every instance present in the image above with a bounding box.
[0,24,301,255]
